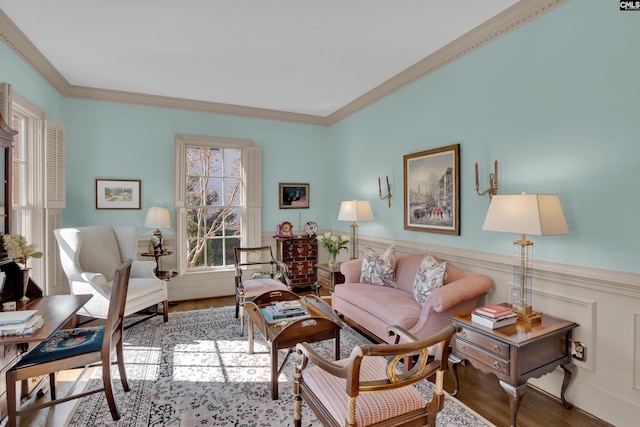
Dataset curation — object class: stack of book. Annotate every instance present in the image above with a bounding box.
[471,303,518,329]
[261,301,308,324]
[0,309,45,336]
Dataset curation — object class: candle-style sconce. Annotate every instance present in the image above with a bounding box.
[475,160,499,199]
[378,176,392,208]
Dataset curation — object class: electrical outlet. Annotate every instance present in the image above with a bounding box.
[572,341,586,362]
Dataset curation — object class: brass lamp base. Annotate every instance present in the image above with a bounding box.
[512,303,542,324]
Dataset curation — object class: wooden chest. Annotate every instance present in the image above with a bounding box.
[275,236,318,289]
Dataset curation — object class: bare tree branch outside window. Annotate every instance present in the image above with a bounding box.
[185,146,242,268]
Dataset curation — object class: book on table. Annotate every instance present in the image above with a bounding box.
[261,304,308,324]
[0,309,38,326]
[471,310,518,329]
[0,314,45,336]
[474,303,513,318]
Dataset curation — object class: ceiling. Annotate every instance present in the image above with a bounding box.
[0,1,532,119]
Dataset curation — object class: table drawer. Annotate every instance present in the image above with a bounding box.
[454,336,510,376]
[457,328,510,359]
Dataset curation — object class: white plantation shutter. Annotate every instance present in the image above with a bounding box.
[244,145,262,247]
[45,120,66,208]
[0,82,12,122]
[45,209,64,294]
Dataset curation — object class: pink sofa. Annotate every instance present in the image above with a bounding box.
[332,253,493,344]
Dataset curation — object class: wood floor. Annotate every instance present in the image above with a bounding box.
[14,294,611,427]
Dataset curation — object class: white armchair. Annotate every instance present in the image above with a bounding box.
[54,225,168,325]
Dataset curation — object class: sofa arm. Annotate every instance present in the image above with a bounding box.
[340,258,363,283]
[425,274,493,313]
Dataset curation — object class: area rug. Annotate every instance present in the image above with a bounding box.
[66,306,494,427]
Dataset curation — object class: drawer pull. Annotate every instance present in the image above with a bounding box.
[459,331,467,339]
[493,345,501,354]
[492,361,501,370]
[460,345,467,353]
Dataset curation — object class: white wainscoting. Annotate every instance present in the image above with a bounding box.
[141,231,640,426]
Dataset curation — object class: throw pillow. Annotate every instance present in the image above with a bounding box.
[250,271,283,281]
[359,245,397,288]
[413,252,447,306]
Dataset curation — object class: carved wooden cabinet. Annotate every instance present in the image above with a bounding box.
[275,236,317,289]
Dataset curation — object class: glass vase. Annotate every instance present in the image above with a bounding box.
[328,253,337,269]
[20,268,30,302]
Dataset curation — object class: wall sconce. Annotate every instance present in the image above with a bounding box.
[378,176,392,207]
[475,160,499,199]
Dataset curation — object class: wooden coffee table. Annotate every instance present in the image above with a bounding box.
[245,290,343,399]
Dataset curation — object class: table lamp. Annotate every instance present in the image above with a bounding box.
[145,206,171,255]
[482,193,569,323]
[338,200,374,259]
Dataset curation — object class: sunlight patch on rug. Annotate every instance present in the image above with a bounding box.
[66,306,495,427]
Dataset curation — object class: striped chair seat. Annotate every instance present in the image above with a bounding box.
[302,356,426,425]
[241,278,288,298]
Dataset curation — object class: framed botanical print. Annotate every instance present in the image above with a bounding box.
[96,179,141,210]
[404,144,460,235]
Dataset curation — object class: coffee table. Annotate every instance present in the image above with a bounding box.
[245,290,343,399]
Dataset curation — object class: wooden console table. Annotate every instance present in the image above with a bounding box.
[448,312,578,427]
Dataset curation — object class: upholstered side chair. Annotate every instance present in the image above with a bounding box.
[54,225,169,326]
[294,325,456,427]
[6,259,133,427]
[234,246,291,335]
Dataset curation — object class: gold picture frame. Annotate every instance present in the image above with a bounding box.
[404,144,460,235]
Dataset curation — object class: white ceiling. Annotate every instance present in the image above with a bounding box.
[0,0,520,117]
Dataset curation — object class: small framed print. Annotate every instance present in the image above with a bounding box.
[279,183,309,209]
[404,144,460,235]
[96,179,141,210]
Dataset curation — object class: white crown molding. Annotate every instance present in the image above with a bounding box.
[0,0,568,126]
[0,8,70,94]
[64,85,329,126]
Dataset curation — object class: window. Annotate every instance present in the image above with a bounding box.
[175,135,261,274]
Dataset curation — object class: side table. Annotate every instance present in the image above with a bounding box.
[448,311,578,427]
[140,251,173,277]
[315,263,345,294]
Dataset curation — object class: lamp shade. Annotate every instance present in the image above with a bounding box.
[338,200,374,222]
[144,207,171,229]
[482,194,569,236]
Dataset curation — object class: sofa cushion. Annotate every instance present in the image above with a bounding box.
[333,283,422,338]
[413,253,447,306]
[359,245,397,288]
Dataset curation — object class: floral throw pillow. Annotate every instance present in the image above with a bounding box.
[413,252,447,306]
[359,245,397,288]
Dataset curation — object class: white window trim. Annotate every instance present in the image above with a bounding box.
[174,134,261,276]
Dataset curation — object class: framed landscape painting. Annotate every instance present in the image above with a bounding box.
[404,144,460,235]
[279,183,309,209]
[96,179,141,210]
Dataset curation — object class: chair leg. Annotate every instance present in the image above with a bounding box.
[49,372,57,400]
[102,358,121,421]
[7,370,18,427]
[162,300,169,322]
[116,341,131,392]
[239,303,245,337]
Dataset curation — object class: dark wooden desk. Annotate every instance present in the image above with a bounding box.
[448,312,578,427]
[0,294,92,419]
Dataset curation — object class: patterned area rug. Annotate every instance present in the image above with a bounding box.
[66,306,494,426]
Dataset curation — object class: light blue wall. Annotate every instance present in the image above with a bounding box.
[327,0,640,273]
[1,0,638,273]
[62,99,328,234]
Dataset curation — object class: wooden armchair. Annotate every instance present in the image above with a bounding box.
[294,325,456,427]
[234,246,291,335]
